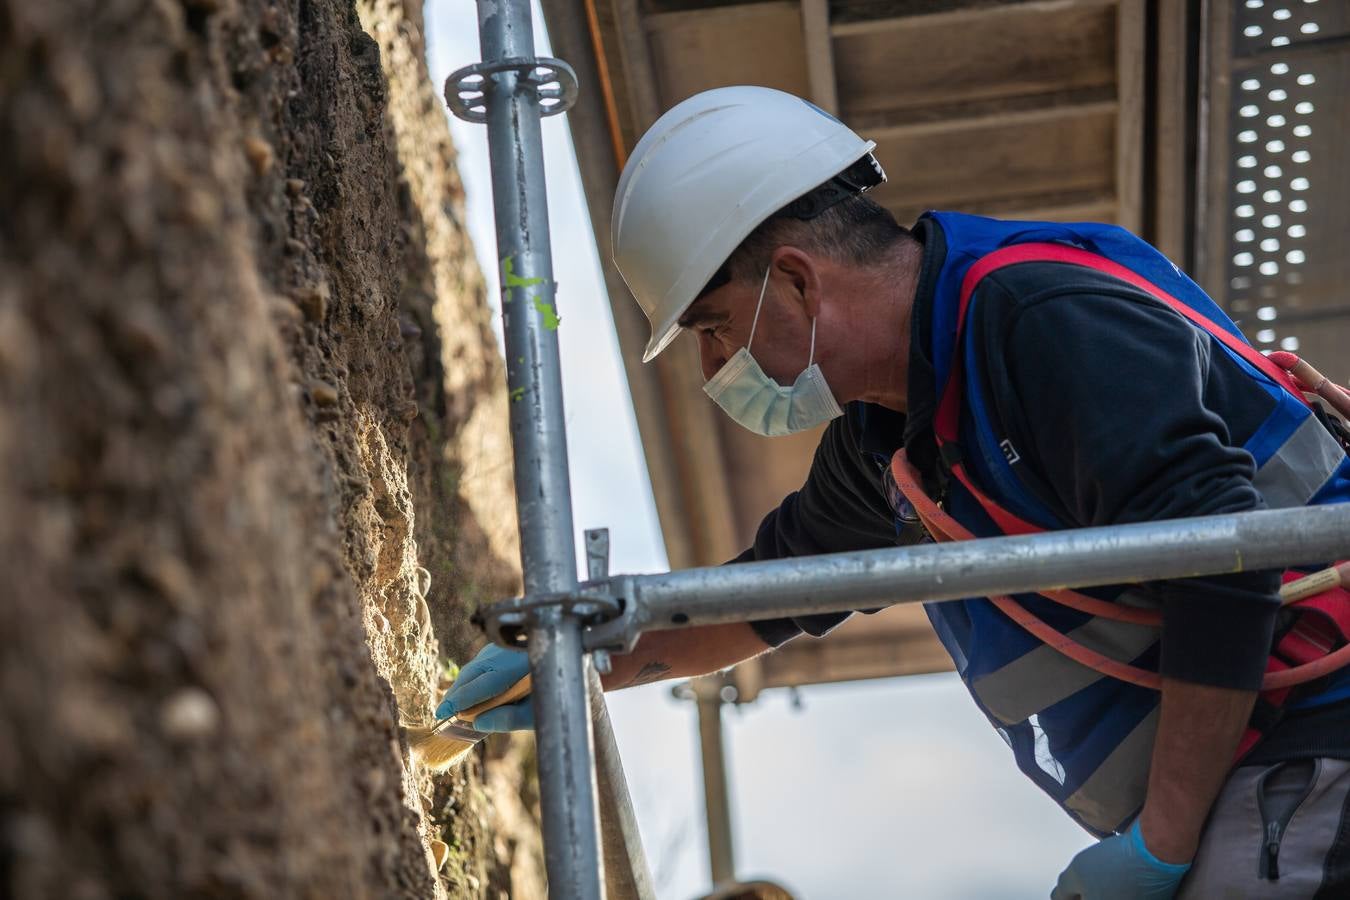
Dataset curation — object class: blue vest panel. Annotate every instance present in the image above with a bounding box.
[914,211,1350,836]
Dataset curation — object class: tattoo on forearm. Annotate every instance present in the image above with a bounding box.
[625,661,671,687]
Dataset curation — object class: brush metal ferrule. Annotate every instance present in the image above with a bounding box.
[431,718,488,742]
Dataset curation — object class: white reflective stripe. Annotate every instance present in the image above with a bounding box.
[1063,706,1159,834]
[1254,414,1346,509]
[972,598,1159,725]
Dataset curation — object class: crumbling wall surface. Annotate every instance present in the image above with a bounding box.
[356,0,544,894]
[0,0,540,897]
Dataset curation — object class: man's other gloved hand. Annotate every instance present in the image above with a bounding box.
[1052,820,1191,900]
[435,644,533,732]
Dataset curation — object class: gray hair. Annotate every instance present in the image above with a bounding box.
[700,195,912,297]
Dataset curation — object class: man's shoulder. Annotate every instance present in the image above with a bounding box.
[977,255,1160,310]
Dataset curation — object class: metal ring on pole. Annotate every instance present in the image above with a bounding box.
[444,57,579,123]
[474,589,623,649]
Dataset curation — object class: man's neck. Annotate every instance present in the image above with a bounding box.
[853,237,921,413]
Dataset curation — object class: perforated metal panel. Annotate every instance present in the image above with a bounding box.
[1218,0,1350,386]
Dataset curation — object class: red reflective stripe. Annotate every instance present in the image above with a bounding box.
[1280,631,1331,667]
[957,243,1311,403]
[933,241,1318,596]
[1285,585,1350,640]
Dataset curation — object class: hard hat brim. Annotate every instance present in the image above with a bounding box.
[638,137,877,364]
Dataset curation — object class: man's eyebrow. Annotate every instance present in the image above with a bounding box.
[678,305,726,330]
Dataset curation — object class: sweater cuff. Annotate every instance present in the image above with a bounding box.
[749,611,854,648]
[1158,571,1281,690]
[749,617,804,648]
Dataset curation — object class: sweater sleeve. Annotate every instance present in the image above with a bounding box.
[983,278,1281,690]
[738,408,900,647]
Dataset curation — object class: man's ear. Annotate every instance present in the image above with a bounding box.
[771,246,822,319]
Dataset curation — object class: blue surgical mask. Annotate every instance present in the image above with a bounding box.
[702,266,843,436]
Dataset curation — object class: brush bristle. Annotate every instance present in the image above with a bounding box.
[408,726,479,771]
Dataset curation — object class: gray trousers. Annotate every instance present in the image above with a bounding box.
[1177,758,1350,899]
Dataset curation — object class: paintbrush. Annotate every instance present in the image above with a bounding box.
[407,673,532,770]
[1281,561,1350,605]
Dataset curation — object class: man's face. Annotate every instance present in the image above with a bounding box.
[678,257,821,385]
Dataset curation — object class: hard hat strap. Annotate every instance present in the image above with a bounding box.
[782,153,887,221]
[746,264,772,351]
[746,263,818,368]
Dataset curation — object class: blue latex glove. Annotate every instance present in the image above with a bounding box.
[1052,821,1190,900]
[435,644,534,732]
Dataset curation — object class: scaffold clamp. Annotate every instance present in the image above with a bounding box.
[444,56,579,123]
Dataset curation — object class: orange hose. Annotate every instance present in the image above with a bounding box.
[892,452,1350,693]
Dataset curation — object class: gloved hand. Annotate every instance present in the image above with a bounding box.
[1051,820,1191,900]
[435,644,533,732]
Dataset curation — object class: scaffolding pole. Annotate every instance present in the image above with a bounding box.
[489,503,1350,653]
[448,1,1350,892]
[694,679,736,887]
[448,2,602,895]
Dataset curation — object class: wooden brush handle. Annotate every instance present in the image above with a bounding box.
[1281,562,1350,605]
[1282,356,1350,419]
[458,674,532,722]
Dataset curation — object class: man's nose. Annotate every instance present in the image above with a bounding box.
[697,333,727,381]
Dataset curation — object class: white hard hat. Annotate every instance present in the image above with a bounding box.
[611,86,881,362]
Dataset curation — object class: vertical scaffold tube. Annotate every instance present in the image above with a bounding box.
[474,1,601,896]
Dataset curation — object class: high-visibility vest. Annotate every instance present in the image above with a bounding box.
[893,211,1350,836]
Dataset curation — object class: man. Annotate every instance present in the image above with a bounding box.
[439,86,1350,897]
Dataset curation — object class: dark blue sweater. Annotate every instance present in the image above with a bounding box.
[742,214,1347,762]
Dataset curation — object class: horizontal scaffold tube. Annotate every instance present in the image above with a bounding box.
[596,504,1350,638]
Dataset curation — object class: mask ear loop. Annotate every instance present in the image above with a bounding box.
[807,316,818,368]
[746,265,772,352]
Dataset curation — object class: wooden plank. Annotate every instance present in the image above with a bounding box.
[716,416,825,550]
[726,606,954,701]
[866,98,1118,140]
[1115,0,1146,234]
[801,0,839,115]
[831,0,1117,37]
[611,0,664,132]
[1152,0,1192,265]
[886,194,1119,229]
[644,0,800,33]
[848,85,1116,133]
[833,0,1118,119]
[869,104,1117,212]
[1195,0,1233,298]
[649,336,743,568]
[645,1,811,105]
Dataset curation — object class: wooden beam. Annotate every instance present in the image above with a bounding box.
[833,0,1118,123]
[612,0,663,131]
[848,83,1116,133]
[644,1,812,107]
[801,0,839,115]
[1115,0,1146,234]
[1195,0,1234,299]
[1152,0,1192,265]
[655,339,742,567]
[644,0,800,34]
[887,192,1119,229]
[866,98,1118,141]
[830,0,1117,39]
